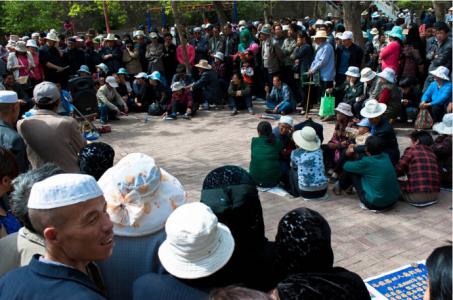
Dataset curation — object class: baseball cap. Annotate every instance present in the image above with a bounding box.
[105,76,119,88]
[33,81,60,104]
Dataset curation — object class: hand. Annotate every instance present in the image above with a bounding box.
[18,99,27,105]
[55,66,65,72]
[326,88,333,94]
[273,107,278,114]
[447,102,452,113]
[236,90,242,97]
[402,99,409,106]
[340,140,348,147]
[308,69,314,76]
[345,144,355,157]
[162,111,168,118]
[294,59,299,65]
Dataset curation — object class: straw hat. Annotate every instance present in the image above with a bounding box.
[433,113,453,135]
[377,68,396,84]
[45,32,59,42]
[158,202,234,279]
[14,41,27,53]
[360,67,377,82]
[195,59,212,70]
[345,66,360,78]
[313,30,328,39]
[98,153,186,237]
[360,99,387,118]
[293,127,321,151]
[104,33,118,41]
[429,66,450,81]
[335,103,353,117]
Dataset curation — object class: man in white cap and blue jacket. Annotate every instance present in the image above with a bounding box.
[0,173,114,299]
[0,90,28,172]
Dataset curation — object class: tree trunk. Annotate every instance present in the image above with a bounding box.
[212,1,227,25]
[432,0,448,22]
[264,2,269,24]
[342,1,365,47]
[170,1,191,75]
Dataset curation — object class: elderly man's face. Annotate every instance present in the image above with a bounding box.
[342,38,352,47]
[274,26,283,38]
[48,196,114,264]
[279,123,292,136]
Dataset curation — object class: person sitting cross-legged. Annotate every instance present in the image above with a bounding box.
[228,73,253,116]
[164,81,192,120]
[342,135,400,212]
[395,130,440,207]
[265,75,296,115]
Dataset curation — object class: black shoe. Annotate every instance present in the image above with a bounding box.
[230,110,238,116]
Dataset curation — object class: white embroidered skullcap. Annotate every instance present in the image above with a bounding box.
[28,174,103,209]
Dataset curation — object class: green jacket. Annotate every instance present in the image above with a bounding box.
[249,136,283,187]
[344,153,400,207]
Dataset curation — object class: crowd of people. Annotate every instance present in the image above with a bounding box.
[0,3,452,300]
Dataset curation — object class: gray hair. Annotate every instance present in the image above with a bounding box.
[10,163,64,231]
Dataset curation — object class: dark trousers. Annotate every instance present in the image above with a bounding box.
[335,73,346,87]
[430,105,445,123]
[288,168,327,198]
[339,172,395,211]
[263,67,279,88]
[228,96,252,110]
[170,101,188,115]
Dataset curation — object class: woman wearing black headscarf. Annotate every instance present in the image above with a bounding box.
[200,165,275,292]
[272,207,370,299]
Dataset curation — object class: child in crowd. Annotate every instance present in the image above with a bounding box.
[249,121,283,188]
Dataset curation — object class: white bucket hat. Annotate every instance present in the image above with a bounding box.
[45,32,59,42]
[158,202,234,279]
[430,66,450,81]
[14,41,27,53]
[278,115,294,126]
[134,72,148,79]
[96,63,109,74]
[345,66,360,78]
[360,67,377,82]
[133,30,145,38]
[433,113,453,135]
[377,68,396,83]
[292,126,321,151]
[360,99,387,118]
[171,81,185,92]
[214,52,224,61]
[335,102,354,117]
[26,39,38,49]
[105,76,118,88]
[98,153,186,237]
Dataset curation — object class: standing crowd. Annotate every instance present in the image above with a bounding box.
[0,3,452,300]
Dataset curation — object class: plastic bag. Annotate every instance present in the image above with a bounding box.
[319,93,335,117]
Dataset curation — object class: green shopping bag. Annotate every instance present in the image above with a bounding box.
[319,93,335,117]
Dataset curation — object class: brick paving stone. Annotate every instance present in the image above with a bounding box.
[97,106,452,279]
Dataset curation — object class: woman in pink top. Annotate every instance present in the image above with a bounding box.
[26,39,44,83]
[379,26,404,74]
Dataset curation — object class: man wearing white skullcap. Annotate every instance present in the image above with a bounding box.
[17,81,86,172]
[0,173,113,299]
[0,90,29,172]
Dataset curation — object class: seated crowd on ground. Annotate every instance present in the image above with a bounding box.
[0,4,452,300]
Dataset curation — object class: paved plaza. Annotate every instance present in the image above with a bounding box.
[98,102,452,279]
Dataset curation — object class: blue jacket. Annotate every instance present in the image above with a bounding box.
[421,81,452,107]
[266,83,296,110]
[0,255,106,300]
[133,273,208,300]
[310,41,335,82]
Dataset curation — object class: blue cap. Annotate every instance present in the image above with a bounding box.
[148,71,162,82]
[357,118,371,128]
[117,68,128,75]
[78,65,90,74]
